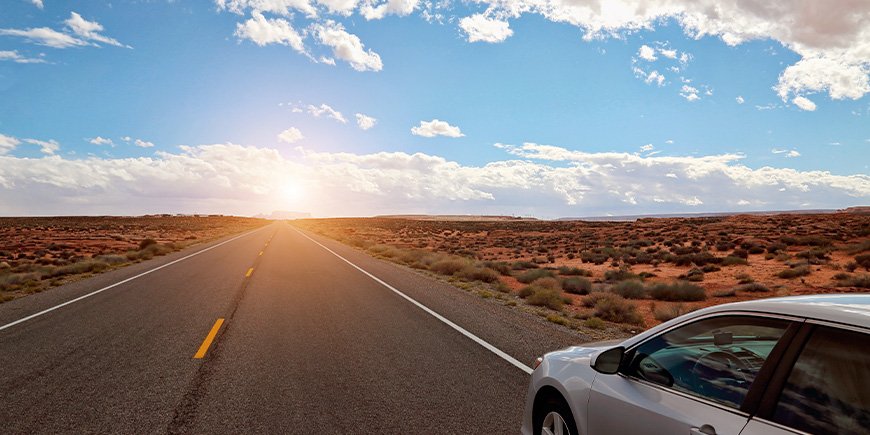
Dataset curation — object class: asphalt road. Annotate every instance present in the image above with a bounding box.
[0,222,588,434]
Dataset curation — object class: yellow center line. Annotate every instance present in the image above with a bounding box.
[259,251,263,256]
[193,318,224,359]
[245,267,254,277]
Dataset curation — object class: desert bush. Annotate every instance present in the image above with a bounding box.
[581,291,619,308]
[777,265,811,279]
[530,277,562,291]
[721,256,748,266]
[734,282,770,293]
[517,269,556,284]
[604,268,640,282]
[648,281,707,301]
[701,264,721,273]
[845,262,858,272]
[44,259,109,278]
[558,266,592,276]
[673,252,721,267]
[594,296,643,325]
[455,266,500,283]
[562,277,592,295]
[611,280,646,299]
[731,248,749,259]
[526,287,567,310]
[94,254,127,265]
[855,254,870,270]
[482,261,512,276]
[583,317,607,329]
[735,273,754,284]
[832,272,852,281]
[430,258,470,276]
[844,240,870,255]
[836,275,870,288]
[511,260,539,270]
[653,303,692,322]
[680,268,704,282]
[713,289,736,297]
[139,238,157,250]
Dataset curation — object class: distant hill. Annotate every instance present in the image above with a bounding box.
[374,214,538,222]
[557,207,867,222]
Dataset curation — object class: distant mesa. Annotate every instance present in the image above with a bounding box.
[255,210,312,220]
[558,207,868,222]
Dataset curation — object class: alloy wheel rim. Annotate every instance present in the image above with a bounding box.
[541,411,570,435]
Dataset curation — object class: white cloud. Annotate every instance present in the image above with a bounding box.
[317,0,359,15]
[359,0,420,20]
[0,134,21,155]
[0,27,87,48]
[459,14,514,43]
[89,136,114,146]
[639,144,654,153]
[460,0,870,105]
[792,95,817,111]
[216,0,317,18]
[64,12,130,48]
[307,103,347,123]
[234,11,305,53]
[120,136,132,143]
[786,150,801,158]
[134,139,155,148]
[23,138,59,155]
[0,50,45,64]
[665,139,674,144]
[736,96,745,104]
[659,48,677,59]
[278,127,304,143]
[411,119,464,138]
[0,142,866,217]
[313,21,383,72]
[30,0,43,8]
[680,84,700,101]
[772,148,801,158]
[632,66,665,86]
[638,44,657,61]
[355,113,377,130]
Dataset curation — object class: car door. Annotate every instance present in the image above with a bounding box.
[740,322,870,435]
[587,314,797,435]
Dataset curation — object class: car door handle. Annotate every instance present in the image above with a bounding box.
[690,424,717,435]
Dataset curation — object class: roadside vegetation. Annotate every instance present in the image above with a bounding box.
[291,212,870,336]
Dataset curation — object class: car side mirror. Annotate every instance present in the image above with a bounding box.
[591,346,625,374]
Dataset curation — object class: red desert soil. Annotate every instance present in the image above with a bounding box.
[293,211,870,331]
[0,215,268,301]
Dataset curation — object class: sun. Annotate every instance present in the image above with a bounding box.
[281,180,306,203]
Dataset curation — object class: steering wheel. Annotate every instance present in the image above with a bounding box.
[690,350,750,399]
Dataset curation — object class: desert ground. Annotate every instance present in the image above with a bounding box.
[292,211,870,336]
[0,216,268,301]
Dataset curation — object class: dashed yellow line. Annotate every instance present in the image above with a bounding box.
[245,267,254,277]
[193,318,224,359]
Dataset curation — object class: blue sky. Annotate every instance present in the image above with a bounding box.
[0,0,868,217]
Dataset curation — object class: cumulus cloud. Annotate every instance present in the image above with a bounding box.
[0,142,866,217]
[680,84,700,101]
[234,11,305,53]
[278,127,304,143]
[216,0,317,18]
[736,96,745,104]
[313,21,383,72]
[23,138,59,155]
[639,144,654,153]
[89,136,114,146]
[411,119,464,138]
[30,0,44,8]
[0,50,46,64]
[134,139,155,148]
[355,113,377,130]
[0,134,21,155]
[458,0,870,108]
[792,95,817,111]
[307,103,347,123]
[638,44,657,61]
[359,0,420,20]
[772,148,801,158]
[64,12,131,48]
[459,14,514,43]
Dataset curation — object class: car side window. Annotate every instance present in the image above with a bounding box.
[626,316,790,409]
[771,326,870,435]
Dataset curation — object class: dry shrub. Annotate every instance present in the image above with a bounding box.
[648,281,707,301]
[562,277,592,295]
[594,295,643,325]
[611,280,646,299]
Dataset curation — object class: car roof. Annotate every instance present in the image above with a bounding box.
[705,294,870,328]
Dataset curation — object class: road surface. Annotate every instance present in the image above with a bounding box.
[0,222,588,433]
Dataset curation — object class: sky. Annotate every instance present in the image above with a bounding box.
[0,0,868,218]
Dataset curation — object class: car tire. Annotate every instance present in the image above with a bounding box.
[535,395,579,435]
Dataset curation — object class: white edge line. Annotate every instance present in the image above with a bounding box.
[0,227,266,332]
[292,226,534,375]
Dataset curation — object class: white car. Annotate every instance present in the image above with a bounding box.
[522,294,870,435]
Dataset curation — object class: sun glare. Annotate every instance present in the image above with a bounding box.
[281,180,305,203]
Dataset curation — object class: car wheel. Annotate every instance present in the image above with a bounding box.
[536,396,578,435]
